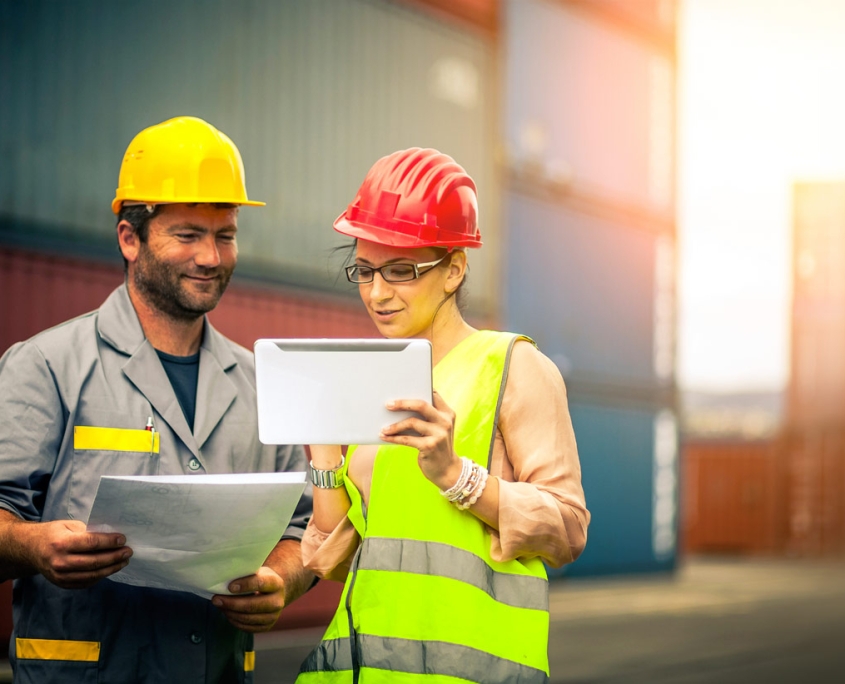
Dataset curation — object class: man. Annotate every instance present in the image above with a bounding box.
[0,116,314,683]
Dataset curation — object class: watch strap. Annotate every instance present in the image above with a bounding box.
[309,455,345,489]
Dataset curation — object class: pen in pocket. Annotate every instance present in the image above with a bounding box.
[145,416,155,453]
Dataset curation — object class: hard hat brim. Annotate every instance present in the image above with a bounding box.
[333,214,482,249]
[112,198,266,214]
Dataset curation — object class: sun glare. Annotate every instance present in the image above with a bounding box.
[678,0,845,392]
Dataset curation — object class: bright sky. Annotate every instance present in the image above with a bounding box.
[678,0,845,392]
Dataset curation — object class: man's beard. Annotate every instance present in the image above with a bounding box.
[132,244,233,321]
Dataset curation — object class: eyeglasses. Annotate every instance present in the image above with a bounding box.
[345,255,448,284]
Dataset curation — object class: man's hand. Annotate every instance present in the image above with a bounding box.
[211,539,315,633]
[1,517,132,589]
[211,566,287,632]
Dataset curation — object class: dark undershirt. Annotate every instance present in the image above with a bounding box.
[156,349,200,432]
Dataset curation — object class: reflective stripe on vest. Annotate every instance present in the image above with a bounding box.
[301,635,548,683]
[359,537,548,611]
[16,638,100,662]
[244,650,256,672]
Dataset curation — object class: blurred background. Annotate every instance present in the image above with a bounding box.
[1,0,844,681]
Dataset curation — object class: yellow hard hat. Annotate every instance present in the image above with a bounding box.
[111,116,265,214]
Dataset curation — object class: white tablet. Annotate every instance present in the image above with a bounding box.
[254,338,433,445]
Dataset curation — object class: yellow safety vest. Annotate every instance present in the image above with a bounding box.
[298,331,550,683]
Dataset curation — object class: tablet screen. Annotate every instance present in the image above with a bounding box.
[254,338,433,445]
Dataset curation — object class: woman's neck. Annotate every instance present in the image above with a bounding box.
[427,304,477,366]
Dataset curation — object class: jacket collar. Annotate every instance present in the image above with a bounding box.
[96,283,239,458]
[96,282,148,356]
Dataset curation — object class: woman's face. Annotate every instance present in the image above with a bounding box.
[354,240,461,339]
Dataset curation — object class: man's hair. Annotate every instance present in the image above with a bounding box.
[116,204,163,271]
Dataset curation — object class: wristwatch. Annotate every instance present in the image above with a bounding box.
[309,456,345,489]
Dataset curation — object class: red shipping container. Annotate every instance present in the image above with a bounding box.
[0,245,384,646]
[777,427,845,556]
[682,439,781,555]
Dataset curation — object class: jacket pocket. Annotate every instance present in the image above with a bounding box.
[70,426,160,520]
[15,638,99,684]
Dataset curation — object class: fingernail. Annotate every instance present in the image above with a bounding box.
[212,597,223,607]
[386,401,395,408]
[231,583,240,593]
[116,536,126,546]
[122,551,131,560]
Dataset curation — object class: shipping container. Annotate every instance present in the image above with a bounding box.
[0,246,380,356]
[1,0,683,652]
[0,0,502,646]
[0,0,500,317]
[675,180,845,558]
[681,439,781,555]
[502,0,677,576]
[790,182,845,429]
[767,181,845,557]
[398,0,499,32]
[557,402,678,576]
[778,427,845,556]
[0,245,367,652]
[503,0,675,217]
[504,192,673,389]
[0,243,379,648]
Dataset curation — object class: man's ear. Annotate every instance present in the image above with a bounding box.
[445,249,467,294]
[117,221,141,264]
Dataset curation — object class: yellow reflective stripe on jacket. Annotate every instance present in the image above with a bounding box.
[16,638,100,662]
[244,650,255,671]
[73,425,160,453]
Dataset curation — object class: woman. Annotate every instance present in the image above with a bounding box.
[297,148,589,683]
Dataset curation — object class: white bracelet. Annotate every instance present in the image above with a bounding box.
[441,457,473,502]
[456,466,488,510]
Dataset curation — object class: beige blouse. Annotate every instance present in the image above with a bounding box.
[301,339,590,582]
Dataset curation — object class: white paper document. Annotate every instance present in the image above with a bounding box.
[86,472,307,599]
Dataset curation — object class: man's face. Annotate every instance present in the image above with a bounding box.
[130,203,239,321]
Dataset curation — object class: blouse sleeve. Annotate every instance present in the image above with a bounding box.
[489,340,590,567]
[300,515,360,582]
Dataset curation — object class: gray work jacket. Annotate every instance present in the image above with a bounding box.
[0,284,312,683]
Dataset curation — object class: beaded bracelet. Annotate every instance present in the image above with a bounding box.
[441,457,473,503]
[456,466,488,510]
[440,457,489,510]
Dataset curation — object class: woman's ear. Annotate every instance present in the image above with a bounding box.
[445,249,467,294]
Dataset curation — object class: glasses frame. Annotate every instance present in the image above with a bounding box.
[345,255,448,284]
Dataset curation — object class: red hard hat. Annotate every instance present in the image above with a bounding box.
[333,148,482,249]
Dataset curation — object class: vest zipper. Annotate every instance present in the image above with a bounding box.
[346,520,366,684]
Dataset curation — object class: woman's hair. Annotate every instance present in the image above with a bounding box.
[435,249,469,314]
